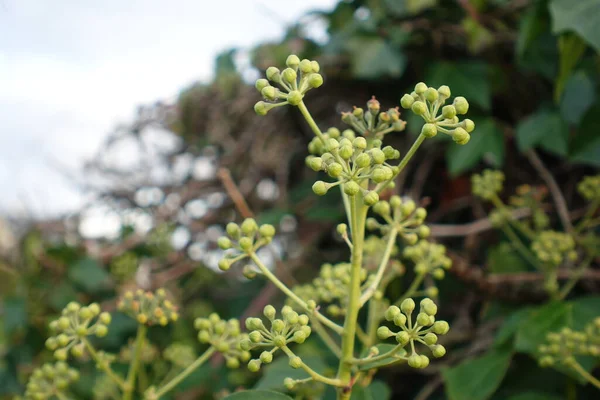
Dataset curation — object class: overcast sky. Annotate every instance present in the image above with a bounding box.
[0,0,336,218]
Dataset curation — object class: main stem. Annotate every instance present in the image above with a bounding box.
[124,324,147,400]
[337,196,367,400]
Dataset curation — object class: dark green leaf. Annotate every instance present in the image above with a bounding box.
[506,393,563,400]
[446,118,504,176]
[560,71,596,125]
[569,102,600,166]
[358,343,407,371]
[514,301,571,355]
[426,62,491,110]
[488,243,530,275]
[442,348,513,400]
[223,390,293,400]
[515,109,568,156]
[68,257,111,293]
[549,0,600,52]
[493,307,533,348]
[350,380,392,400]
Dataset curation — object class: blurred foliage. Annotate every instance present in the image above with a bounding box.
[2,0,600,399]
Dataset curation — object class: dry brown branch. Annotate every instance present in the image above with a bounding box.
[217,168,254,218]
[430,208,531,237]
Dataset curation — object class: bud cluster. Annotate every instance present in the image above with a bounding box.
[163,343,197,368]
[400,83,474,144]
[195,313,249,369]
[377,298,449,369]
[539,318,600,368]
[531,230,577,266]
[340,96,406,140]
[24,362,79,400]
[254,55,323,115]
[578,174,600,201]
[217,218,276,271]
[118,288,179,326]
[110,251,138,282]
[307,128,401,202]
[472,170,505,200]
[241,305,311,372]
[368,196,430,244]
[509,185,550,231]
[45,301,111,361]
[403,241,452,280]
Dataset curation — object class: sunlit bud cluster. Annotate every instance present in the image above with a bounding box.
[400,83,474,145]
[217,218,276,271]
[403,241,452,280]
[472,170,505,200]
[306,128,401,201]
[45,302,111,361]
[577,174,600,201]
[24,362,80,400]
[531,231,577,266]
[118,288,179,326]
[163,343,197,368]
[368,195,430,244]
[241,305,311,372]
[340,96,406,141]
[110,251,138,282]
[195,313,249,369]
[377,298,449,369]
[254,55,323,115]
[538,319,600,368]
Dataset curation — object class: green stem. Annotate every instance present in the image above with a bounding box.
[394,274,425,307]
[124,324,147,400]
[298,101,324,141]
[575,198,600,233]
[558,256,594,300]
[153,347,216,399]
[350,343,407,366]
[249,253,343,334]
[310,316,342,358]
[365,299,380,348]
[281,346,344,387]
[571,360,600,390]
[82,339,126,390]
[499,223,541,270]
[397,134,426,174]
[491,195,534,239]
[359,229,398,306]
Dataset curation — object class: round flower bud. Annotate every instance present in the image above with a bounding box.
[421,123,437,138]
[432,320,450,335]
[337,223,347,236]
[421,299,437,316]
[75,326,88,337]
[287,90,303,106]
[453,97,469,114]
[370,149,385,164]
[327,162,343,178]
[249,331,263,344]
[293,330,308,343]
[218,237,232,250]
[344,181,360,196]
[306,300,317,311]
[273,334,287,348]
[54,349,68,361]
[218,259,231,271]
[57,334,69,347]
[255,78,269,92]
[263,305,276,320]
[95,325,108,337]
[373,201,390,216]
[46,337,58,350]
[308,73,324,88]
[298,314,309,325]
[438,85,451,99]
[312,181,329,196]
[364,191,379,206]
[254,101,269,116]
[425,87,438,102]
[58,317,70,331]
[432,345,446,358]
[99,312,111,325]
[299,59,312,73]
[282,68,297,84]
[284,377,295,390]
[411,101,427,116]
[432,268,445,279]
[396,331,410,345]
[442,105,457,119]
[372,168,388,183]
[286,55,300,69]
[79,307,93,320]
[339,145,353,160]
[71,344,84,358]
[226,222,240,238]
[417,313,432,327]
[401,298,416,314]
[289,356,302,369]
[400,94,415,109]
[272,319,286,333]
[452,127,470,145]
[308,156,323,171]
[240,339,252,351]
[261,86,278,101]
[385,306,401,321]
[408,354,422,368]
[377,326,393,339]
[393,313,407,327]
[415,82,427,94]
[248,359,261,372]
[260,351,273,364]
[424,333,438,345]
[355,153,371,168]
[426,286,439,297]
[420,355,430,368]
[266,67,281,82]
[310,60,320,73]
[245,317,264,331]
[462,119,475,132]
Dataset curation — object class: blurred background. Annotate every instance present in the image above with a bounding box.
[1,0,599,399]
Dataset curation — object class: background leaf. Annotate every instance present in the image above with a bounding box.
[515,109,568,156]
[549,0,600,52]
[223,390,293,400]
[426,62,491,110]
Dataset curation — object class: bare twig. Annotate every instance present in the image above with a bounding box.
[430,208,530,237]
[217,168,254,218]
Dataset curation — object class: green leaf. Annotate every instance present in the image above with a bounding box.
[68,257,111,293]
[493,307,533,348]
[505,393,563,400]
[488,243,530,275]
[560,71,596,125]
[255,354,329,390]
[514,301,571,355]
[346,37,406,79]
[515,109,568,156]
[223,390,293,400]
[350,380,392,400]
[568,102,600,166]
[549,0,600,52]
[3,297,27,336]
[442,348,513,400]
[357,344,407,371]
[426,61,491,110]
[446,118,504,176]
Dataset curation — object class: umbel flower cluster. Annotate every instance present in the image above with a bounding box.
[118,288,179,326]
[23,362,79,400]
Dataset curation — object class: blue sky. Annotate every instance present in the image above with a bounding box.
[0,0,336,217]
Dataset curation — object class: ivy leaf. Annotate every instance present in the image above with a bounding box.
[487,243,530,275]
[515,109,568,156]
[514,302,570,355]
[446,118,504,176]
[549,0,600,52]
[223,390,293,400]
[442,347,513,400]
[426,61,491,110]
[68,257,111,294]
[559,71,596,125]
[568,102,600,166]
[346,37,406,79]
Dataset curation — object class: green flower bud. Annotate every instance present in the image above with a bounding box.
[415,82,427,94]
[373,201,391,216]
[248,359,261,372]
[385,306,401,321]
[337,223,347,236]
[255,78,269,92]
[327,162,343,178]
[355,153,371,168]
[421,299,438,316]
[417,313,432,327]
[54,349,68,361]
[453,97,469,114]
[198,330,211,343]
[57,317,70,330]
[218,258,231,271]
[46,337,58,350]
[289,356,302,369]
[421,123,437,138]
[241,218,257,236]
[246,317,264,331]
[339,145,353,160]
[287,90,303,106]
[273,334,287,348]
[400,94,415,109]
[463,118,475,132]
[308,156,323,171]
[282,68,297,84]
[99,312,111,325]
[344,181,360,196]
[370,149,385,164]
[258,225,275,239]
[261,86,278,101]
[424,332,438,345]
[408,354,422,368]
[432,345,446,358]
[263,305,276,320]
[298,314,309,325]
[266,67,281,82]
[75,325,87,337]
[312,181,329,196]
[57,334,69,347]
[452,127,470,145]
[293,330,308,343]
[353,137,367,150]
[286,55,300,69]
[420,355,430,368]
[432,320,450,335]
[299,59,312,73]
[96,325,108,337]
[393,313,407,327]
[71,344,84,358]
[260,351,274,364]
[438,85,451,99]
[310,61,320,73]
[425,87,438,102]
[396,331,410,345]
[418,226,431,238]
[364,191,379,206]
[411,101,427,116]
[432,268,445,279]
[377,326,393,339]
[401,298,416,314]
[284,377,295,390]
[442,105,456,119]
[218,237,232,250]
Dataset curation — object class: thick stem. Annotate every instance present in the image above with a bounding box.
[298,101,324,141]
[397,134,426,174]
[124,324,147,400]
[359,229,398,306]
[153,347,216,399]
